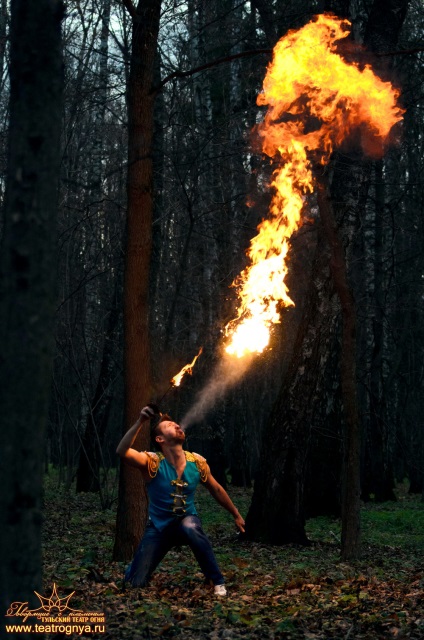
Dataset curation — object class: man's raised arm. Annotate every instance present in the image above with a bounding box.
[116,404,158,469]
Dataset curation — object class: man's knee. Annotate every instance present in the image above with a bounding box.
[180,515,205,538]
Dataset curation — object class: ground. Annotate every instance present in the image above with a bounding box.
[41,474,423,639]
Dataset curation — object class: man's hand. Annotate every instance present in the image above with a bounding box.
[140,403,160,421]
[116,405,160,472]
[234,514,246,533]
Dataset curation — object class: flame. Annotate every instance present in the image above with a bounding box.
[225,13,403,358]
[171,347,203,387]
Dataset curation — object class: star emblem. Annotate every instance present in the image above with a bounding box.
[32,583,81,614]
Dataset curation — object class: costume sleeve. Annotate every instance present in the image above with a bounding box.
[192,453,210,483]
[144,451,161,478]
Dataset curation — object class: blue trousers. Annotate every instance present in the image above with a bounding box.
[124,515,224,587]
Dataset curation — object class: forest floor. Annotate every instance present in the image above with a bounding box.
[41,474,424,640]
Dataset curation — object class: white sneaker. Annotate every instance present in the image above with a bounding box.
[214,584,227,596]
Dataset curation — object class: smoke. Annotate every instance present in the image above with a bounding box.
[179,354,253,430]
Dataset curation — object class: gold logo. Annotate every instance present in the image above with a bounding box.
[5,584,105,635]
[6,584,83,621]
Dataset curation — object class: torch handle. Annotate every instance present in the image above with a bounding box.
[158,383,174,404]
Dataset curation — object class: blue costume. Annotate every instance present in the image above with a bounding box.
[124,451,224,587]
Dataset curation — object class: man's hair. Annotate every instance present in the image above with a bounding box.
[150,413,172,450]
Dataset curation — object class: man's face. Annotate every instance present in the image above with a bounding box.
[156,420,185,446]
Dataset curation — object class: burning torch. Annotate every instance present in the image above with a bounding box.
[157,347,203,407]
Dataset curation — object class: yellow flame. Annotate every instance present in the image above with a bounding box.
[171,347,203,386]
[225,13,403,358]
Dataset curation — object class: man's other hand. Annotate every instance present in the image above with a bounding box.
[234,514,246,533]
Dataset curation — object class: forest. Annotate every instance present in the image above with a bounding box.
[0,0,423,639]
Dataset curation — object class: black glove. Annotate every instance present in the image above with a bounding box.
[140,403,160,420]
[147,402,160,415]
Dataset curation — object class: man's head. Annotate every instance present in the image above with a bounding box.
[151,414,185,450]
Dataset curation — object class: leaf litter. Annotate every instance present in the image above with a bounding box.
[42,478,424,639]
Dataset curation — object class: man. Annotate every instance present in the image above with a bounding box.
[116,404,245,596]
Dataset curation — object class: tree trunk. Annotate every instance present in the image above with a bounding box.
[0,0,63,627]
[76,284,121,496]
[362,160,396,502]
[358,0,410,506]
[250,0,277,46]
[75,0,113,496]
[245,225,339,545]
[317,178,361,561]
[0,0,7,89]
[113,0,162,562]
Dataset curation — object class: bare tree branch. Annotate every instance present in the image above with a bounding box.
[151,41,423,97]
[152,48,272,95]
[377,46,424,56]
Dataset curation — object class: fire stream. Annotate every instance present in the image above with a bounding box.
[171,347,203,387]
[225,14,403,358]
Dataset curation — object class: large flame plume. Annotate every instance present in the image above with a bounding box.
[225,14,403,358]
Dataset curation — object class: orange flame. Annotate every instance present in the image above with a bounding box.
[225,14,403,358]
[171,347,203,387]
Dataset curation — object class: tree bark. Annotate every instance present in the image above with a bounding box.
[113,0,162,561]
[0,0,63,628]
[317,178,361,561]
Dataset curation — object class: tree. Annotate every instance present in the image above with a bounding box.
[113,0,162,561]
[317,176,361,560]
[245,0,410,560]
[0,0,63,627]
[245,223,341,545]
[75,0,116,495]
[359,0,410,503]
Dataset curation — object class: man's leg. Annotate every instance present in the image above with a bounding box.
[124,522,171,587]
[176,515,225,585]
